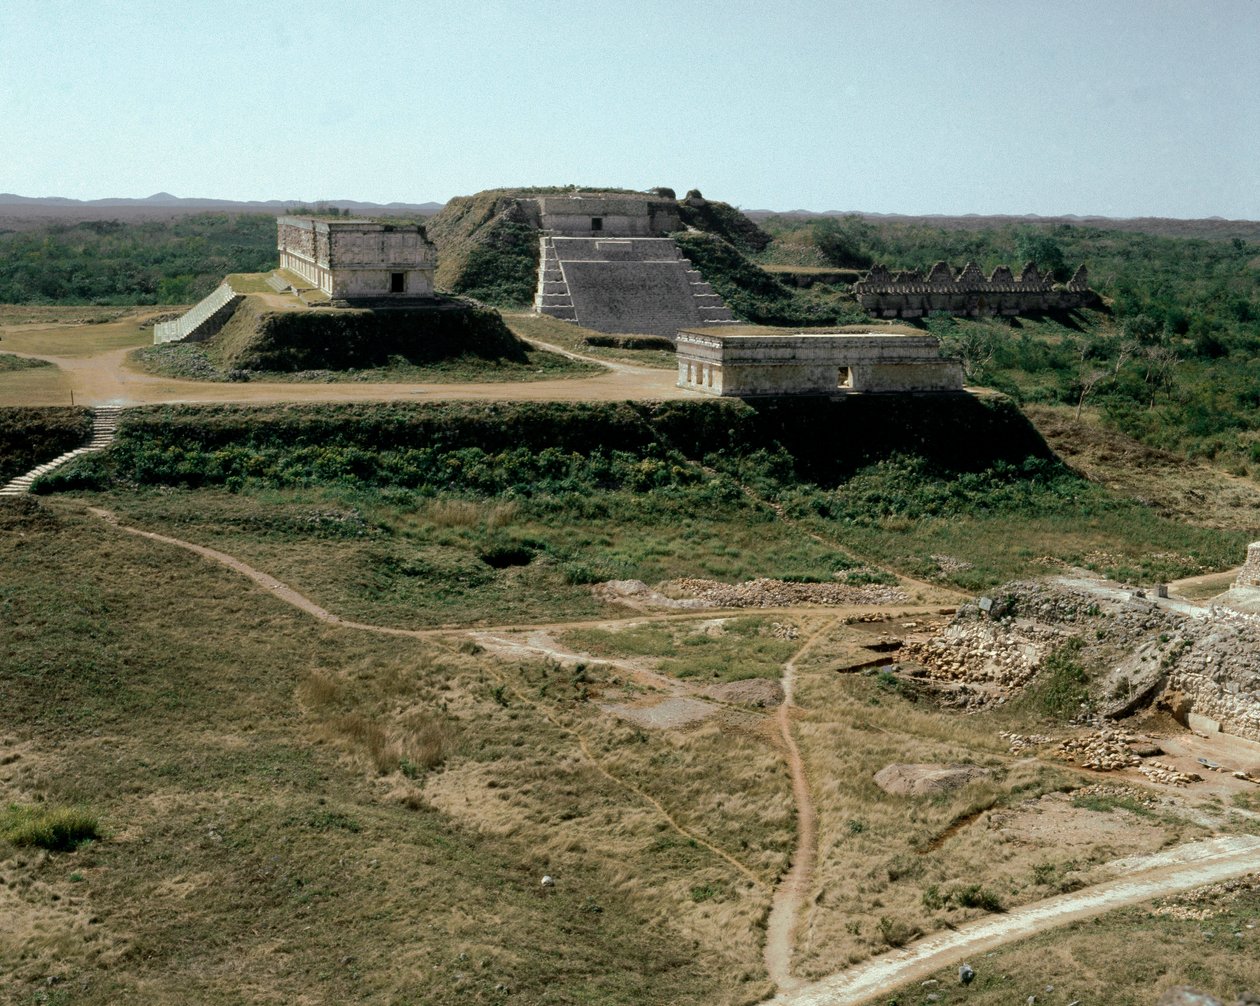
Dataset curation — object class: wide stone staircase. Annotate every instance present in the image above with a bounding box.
[153,282,243,344]
[0,406,122,496]
[533,236,735,337]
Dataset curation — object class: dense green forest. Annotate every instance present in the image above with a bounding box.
[749,216,1260,470]
[0,214,277,304]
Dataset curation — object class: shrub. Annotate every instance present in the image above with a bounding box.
[878,916,922,947]
[0,804,100,851]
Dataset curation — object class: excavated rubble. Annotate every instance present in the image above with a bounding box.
[663,577,909,608]
[1054,726,1142,771]
[899,579,1260,742]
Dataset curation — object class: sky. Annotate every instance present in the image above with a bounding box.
[2,0,1258,218]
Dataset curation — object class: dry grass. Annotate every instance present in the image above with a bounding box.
[1025,403,1260,534]
[0,311,155,358]
[886,882,1260,1005]
[785,618,1209,979]
[0,362,71,405]
[502,311,678,369]
[0,499,781,1003]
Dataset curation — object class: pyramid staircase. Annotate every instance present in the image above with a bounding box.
[679,257,736,325]
[0,406,122,496]
[532,235,737,333]
[532,236,577,321]
[152,282,243,344]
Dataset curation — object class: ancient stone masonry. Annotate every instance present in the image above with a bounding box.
[276,216,435,300]
[533,193,681,237]
[1235,543,1260,588]
[526,192,736,337]
[674,331,964,396]
[854,261,1094,318]
[534,236,735,336]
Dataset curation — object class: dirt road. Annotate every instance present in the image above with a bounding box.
[768,835,1260,1006]
[1,336,693,406]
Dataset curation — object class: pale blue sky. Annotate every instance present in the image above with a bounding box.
[2,0,1257,217]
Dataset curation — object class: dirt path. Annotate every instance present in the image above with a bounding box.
[3,337,694,407]
[764,615,841,991]
[83,506,769,887]
[768,835,1260,1006]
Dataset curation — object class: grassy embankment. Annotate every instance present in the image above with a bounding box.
[0,405,92,481]
[29,397,1249,625]
[133,287,600,385]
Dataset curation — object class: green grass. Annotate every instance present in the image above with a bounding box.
[0,804,100,850]
[0,498,779,1004]
[0,353,52,372]
[131,341,599,384]
[560,617,801,682]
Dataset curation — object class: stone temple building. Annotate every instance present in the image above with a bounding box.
[854,261,1094,318]
[675,330,964,396]
[276,216,435,300]
[530,192,735,337]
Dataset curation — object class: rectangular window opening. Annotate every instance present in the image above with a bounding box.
[591,217,603,231]
[838,366,852,389]
[390,272,405,293]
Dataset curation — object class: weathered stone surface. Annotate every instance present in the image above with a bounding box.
[854,261,1095,318]
[1236,543,1260,588]
[873,763,992,796]
[1156,987,1225,1006]
[277,216,435,300]
[674,331,963,396]
[534,236,733,336]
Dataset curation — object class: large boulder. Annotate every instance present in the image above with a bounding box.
[873,763,991,797]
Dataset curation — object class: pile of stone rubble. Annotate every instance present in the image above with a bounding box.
[1054,726,1142,771]
[901,620,1049,689]
[664,577,909,608]
[999,730,1057,755]
[1138,760,1202,787]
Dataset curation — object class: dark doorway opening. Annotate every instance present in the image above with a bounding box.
[591,217,603,231]
[390,272,405,293]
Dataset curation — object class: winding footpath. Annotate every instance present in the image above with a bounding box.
[763,615,840,991]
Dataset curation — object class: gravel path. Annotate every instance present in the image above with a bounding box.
[768,835,1260,1006]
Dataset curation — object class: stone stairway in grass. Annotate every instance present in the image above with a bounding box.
[0,406,122,496]
[152,282,243,344]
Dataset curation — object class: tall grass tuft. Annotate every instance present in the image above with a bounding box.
[1,804,100,851]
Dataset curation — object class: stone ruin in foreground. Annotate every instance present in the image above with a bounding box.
[855,260,1095,318]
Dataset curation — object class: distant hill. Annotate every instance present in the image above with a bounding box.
[743,209,1260,241]
[0,192,445,229]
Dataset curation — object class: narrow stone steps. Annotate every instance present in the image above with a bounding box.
[0,406,123,496]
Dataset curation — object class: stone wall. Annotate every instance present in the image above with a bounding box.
[675,332,964,396]
[276,216,435,299]
[854,261,1095,318]
[535,194,681,237]
[1236,543,1260,588]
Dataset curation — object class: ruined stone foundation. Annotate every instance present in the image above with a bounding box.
[1236,543,1260,588]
